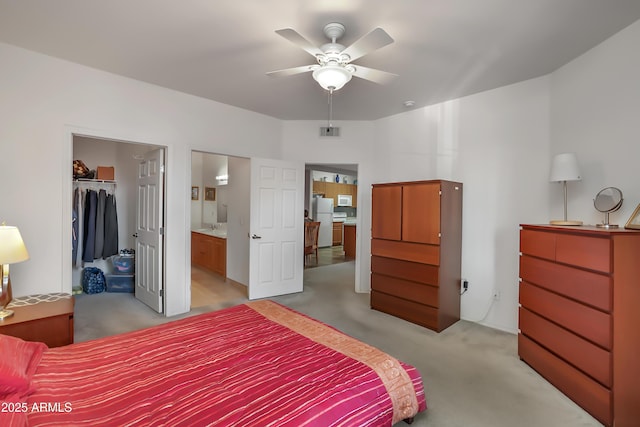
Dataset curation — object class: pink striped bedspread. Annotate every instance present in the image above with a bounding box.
[9,300,427,426]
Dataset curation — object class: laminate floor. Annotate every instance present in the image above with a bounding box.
[190,265,247,308]
[190,246,351,308]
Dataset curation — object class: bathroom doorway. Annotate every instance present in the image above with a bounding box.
[190,150,249,308]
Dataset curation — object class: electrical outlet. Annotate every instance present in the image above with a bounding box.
[493,290,501,301]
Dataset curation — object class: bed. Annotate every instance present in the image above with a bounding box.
[1,300,426,426]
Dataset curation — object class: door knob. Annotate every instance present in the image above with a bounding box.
[132,233,139,238]
[251,234,262,239]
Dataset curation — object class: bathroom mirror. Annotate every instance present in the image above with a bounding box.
[594,187,623,228]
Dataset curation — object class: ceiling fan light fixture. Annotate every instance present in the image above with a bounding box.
[312,63,352,91]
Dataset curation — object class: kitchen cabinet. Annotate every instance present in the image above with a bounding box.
[312,181,326,195]
[371,180,462,332]
[344,224,356,258]
[519,224,640,427]
[312,181,357,207]
[332,222,343,246]
[191,231,226,278]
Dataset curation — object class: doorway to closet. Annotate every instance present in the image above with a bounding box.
[72,135,166,313]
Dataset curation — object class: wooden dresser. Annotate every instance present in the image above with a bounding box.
[519,224,640,427]
[370,180,463,332]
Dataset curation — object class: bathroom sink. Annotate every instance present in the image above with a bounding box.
[193,228,227,238]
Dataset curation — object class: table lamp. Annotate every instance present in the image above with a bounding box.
[549,153,583,226]
[0,224,30,319]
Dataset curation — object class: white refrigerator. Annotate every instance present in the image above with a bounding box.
[312,197,334,247]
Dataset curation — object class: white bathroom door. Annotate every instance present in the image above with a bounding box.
[135,148,165,312]
[249,158,304,299]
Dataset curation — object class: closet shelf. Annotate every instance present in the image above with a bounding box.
[74,178,117,184]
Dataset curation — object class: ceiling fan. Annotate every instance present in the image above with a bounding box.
[266,22,397,92]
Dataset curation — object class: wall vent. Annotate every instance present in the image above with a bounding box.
[320,127,340,137]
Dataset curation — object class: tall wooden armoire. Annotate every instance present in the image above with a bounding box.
[370,180,463,332]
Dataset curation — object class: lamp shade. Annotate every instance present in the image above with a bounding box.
[549,153,581,182]
[0,226,29,264]
[312,63,352,91]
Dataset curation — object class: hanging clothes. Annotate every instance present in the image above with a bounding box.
[75,187,85,266]
[74,181,119,264]
[103,193,119,258]
[72,187,79,266]
[94,189,107,259]
[82,190,97,262]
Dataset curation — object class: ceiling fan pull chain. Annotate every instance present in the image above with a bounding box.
[327,89,334,128]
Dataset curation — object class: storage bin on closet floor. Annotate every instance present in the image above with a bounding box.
[105,274,134,293]
[111,255,134,274]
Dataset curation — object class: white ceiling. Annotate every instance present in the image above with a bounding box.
[1,0,639,121]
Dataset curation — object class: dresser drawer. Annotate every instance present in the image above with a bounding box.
[520,229,556,260]
[556,233,611,273]
[519,334,612,426]
[519,308,611,387]
[371,291,438,330]
[520,282,611,350]
[371,255,439,286]
[520,255,611,311]
[372,273,439,307]
[371,239,439,265]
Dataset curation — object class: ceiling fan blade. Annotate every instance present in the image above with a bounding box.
[341,28,394,62]
[266,65,316,78]
[275,28,324,58]
[351,65,398,85]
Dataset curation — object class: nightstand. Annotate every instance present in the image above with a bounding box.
[0,293,74,348]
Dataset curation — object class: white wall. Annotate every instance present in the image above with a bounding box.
[550,19,640,225]
[226,156,251,286]
[0,42,281,316]
[373,77,551,332]
[190,151,204,228]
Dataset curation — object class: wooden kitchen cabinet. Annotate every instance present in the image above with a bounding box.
[344,224,356,258]
[371,180,463,332]
[332,222,343,246]
[191,232,227,278]
[312,181,357,207]
[519,224,640,427]
[312,181,326,195]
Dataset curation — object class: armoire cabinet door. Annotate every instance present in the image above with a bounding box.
[402,182,441,244]
[371,185,402,240]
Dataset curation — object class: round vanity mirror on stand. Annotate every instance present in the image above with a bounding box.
[594,187,623,228]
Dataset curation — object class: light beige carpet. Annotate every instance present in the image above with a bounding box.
[74,262,602,427]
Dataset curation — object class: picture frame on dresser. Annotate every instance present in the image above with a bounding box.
[624,203,640,229]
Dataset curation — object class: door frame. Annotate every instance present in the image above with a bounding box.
[62,126,167,311]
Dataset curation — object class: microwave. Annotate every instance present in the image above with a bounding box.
[337,194,352,207]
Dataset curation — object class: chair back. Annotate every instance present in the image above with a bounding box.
[304,221,320,254]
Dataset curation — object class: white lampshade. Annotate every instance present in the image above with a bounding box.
[312,63,352,91]
[549,153,581,182]
[0,226,29,265]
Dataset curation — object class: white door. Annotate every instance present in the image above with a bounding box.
[135,148,165,312]
[249,158,304,299]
